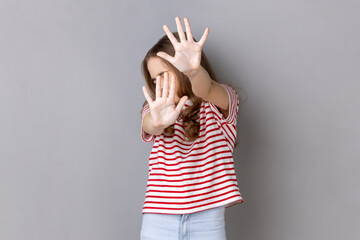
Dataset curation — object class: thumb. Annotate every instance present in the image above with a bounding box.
[175,96,188,112]
[157,51,173,64]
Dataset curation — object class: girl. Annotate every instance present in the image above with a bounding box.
[139,16,244,240]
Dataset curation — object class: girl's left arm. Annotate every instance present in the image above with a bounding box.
[186,66,230,118]
[156,16,229,117]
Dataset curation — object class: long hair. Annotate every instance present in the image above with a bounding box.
[140,32,232,142]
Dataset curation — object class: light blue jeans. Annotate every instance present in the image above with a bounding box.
[140,206,227,240]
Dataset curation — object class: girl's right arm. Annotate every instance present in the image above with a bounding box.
[141,72,188,136]
[142,111,167,136]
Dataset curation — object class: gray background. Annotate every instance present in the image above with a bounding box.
[1,0,359,239]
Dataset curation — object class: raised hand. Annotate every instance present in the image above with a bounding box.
[142,72,188,128]
[156,16,209,77]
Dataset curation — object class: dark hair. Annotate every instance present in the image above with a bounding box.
[140,32,242,143]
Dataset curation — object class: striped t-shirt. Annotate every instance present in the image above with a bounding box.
[140,83,243,214]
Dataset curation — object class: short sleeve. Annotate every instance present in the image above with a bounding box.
[208,84,239,126]
[140,103,155,143]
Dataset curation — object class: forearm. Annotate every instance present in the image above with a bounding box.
[186,66,213,99]
[142,112,166,135]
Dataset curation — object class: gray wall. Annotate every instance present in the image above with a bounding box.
[1,0,359,239]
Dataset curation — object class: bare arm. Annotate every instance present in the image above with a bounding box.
[187,66,230,118]
[155,17,229,118]
[142,111,167,136]
[141,72,188,137]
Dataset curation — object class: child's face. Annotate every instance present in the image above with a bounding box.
[147,57,180,103]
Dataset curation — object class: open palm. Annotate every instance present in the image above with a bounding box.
[157,17,209,76]
[142,72,188,128]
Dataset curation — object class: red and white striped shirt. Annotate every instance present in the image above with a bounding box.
[140,83,243,214]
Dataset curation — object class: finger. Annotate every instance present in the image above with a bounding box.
[142,86,153,104]
[155,76,161,99]
[184,17,194,42]
[175,16,186,42]
[175,95,189,112]
[168,75,175,99]
[163,24,178,46]
[157,51,174,65]
[198,27,209,47]
[162,72,169,98]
